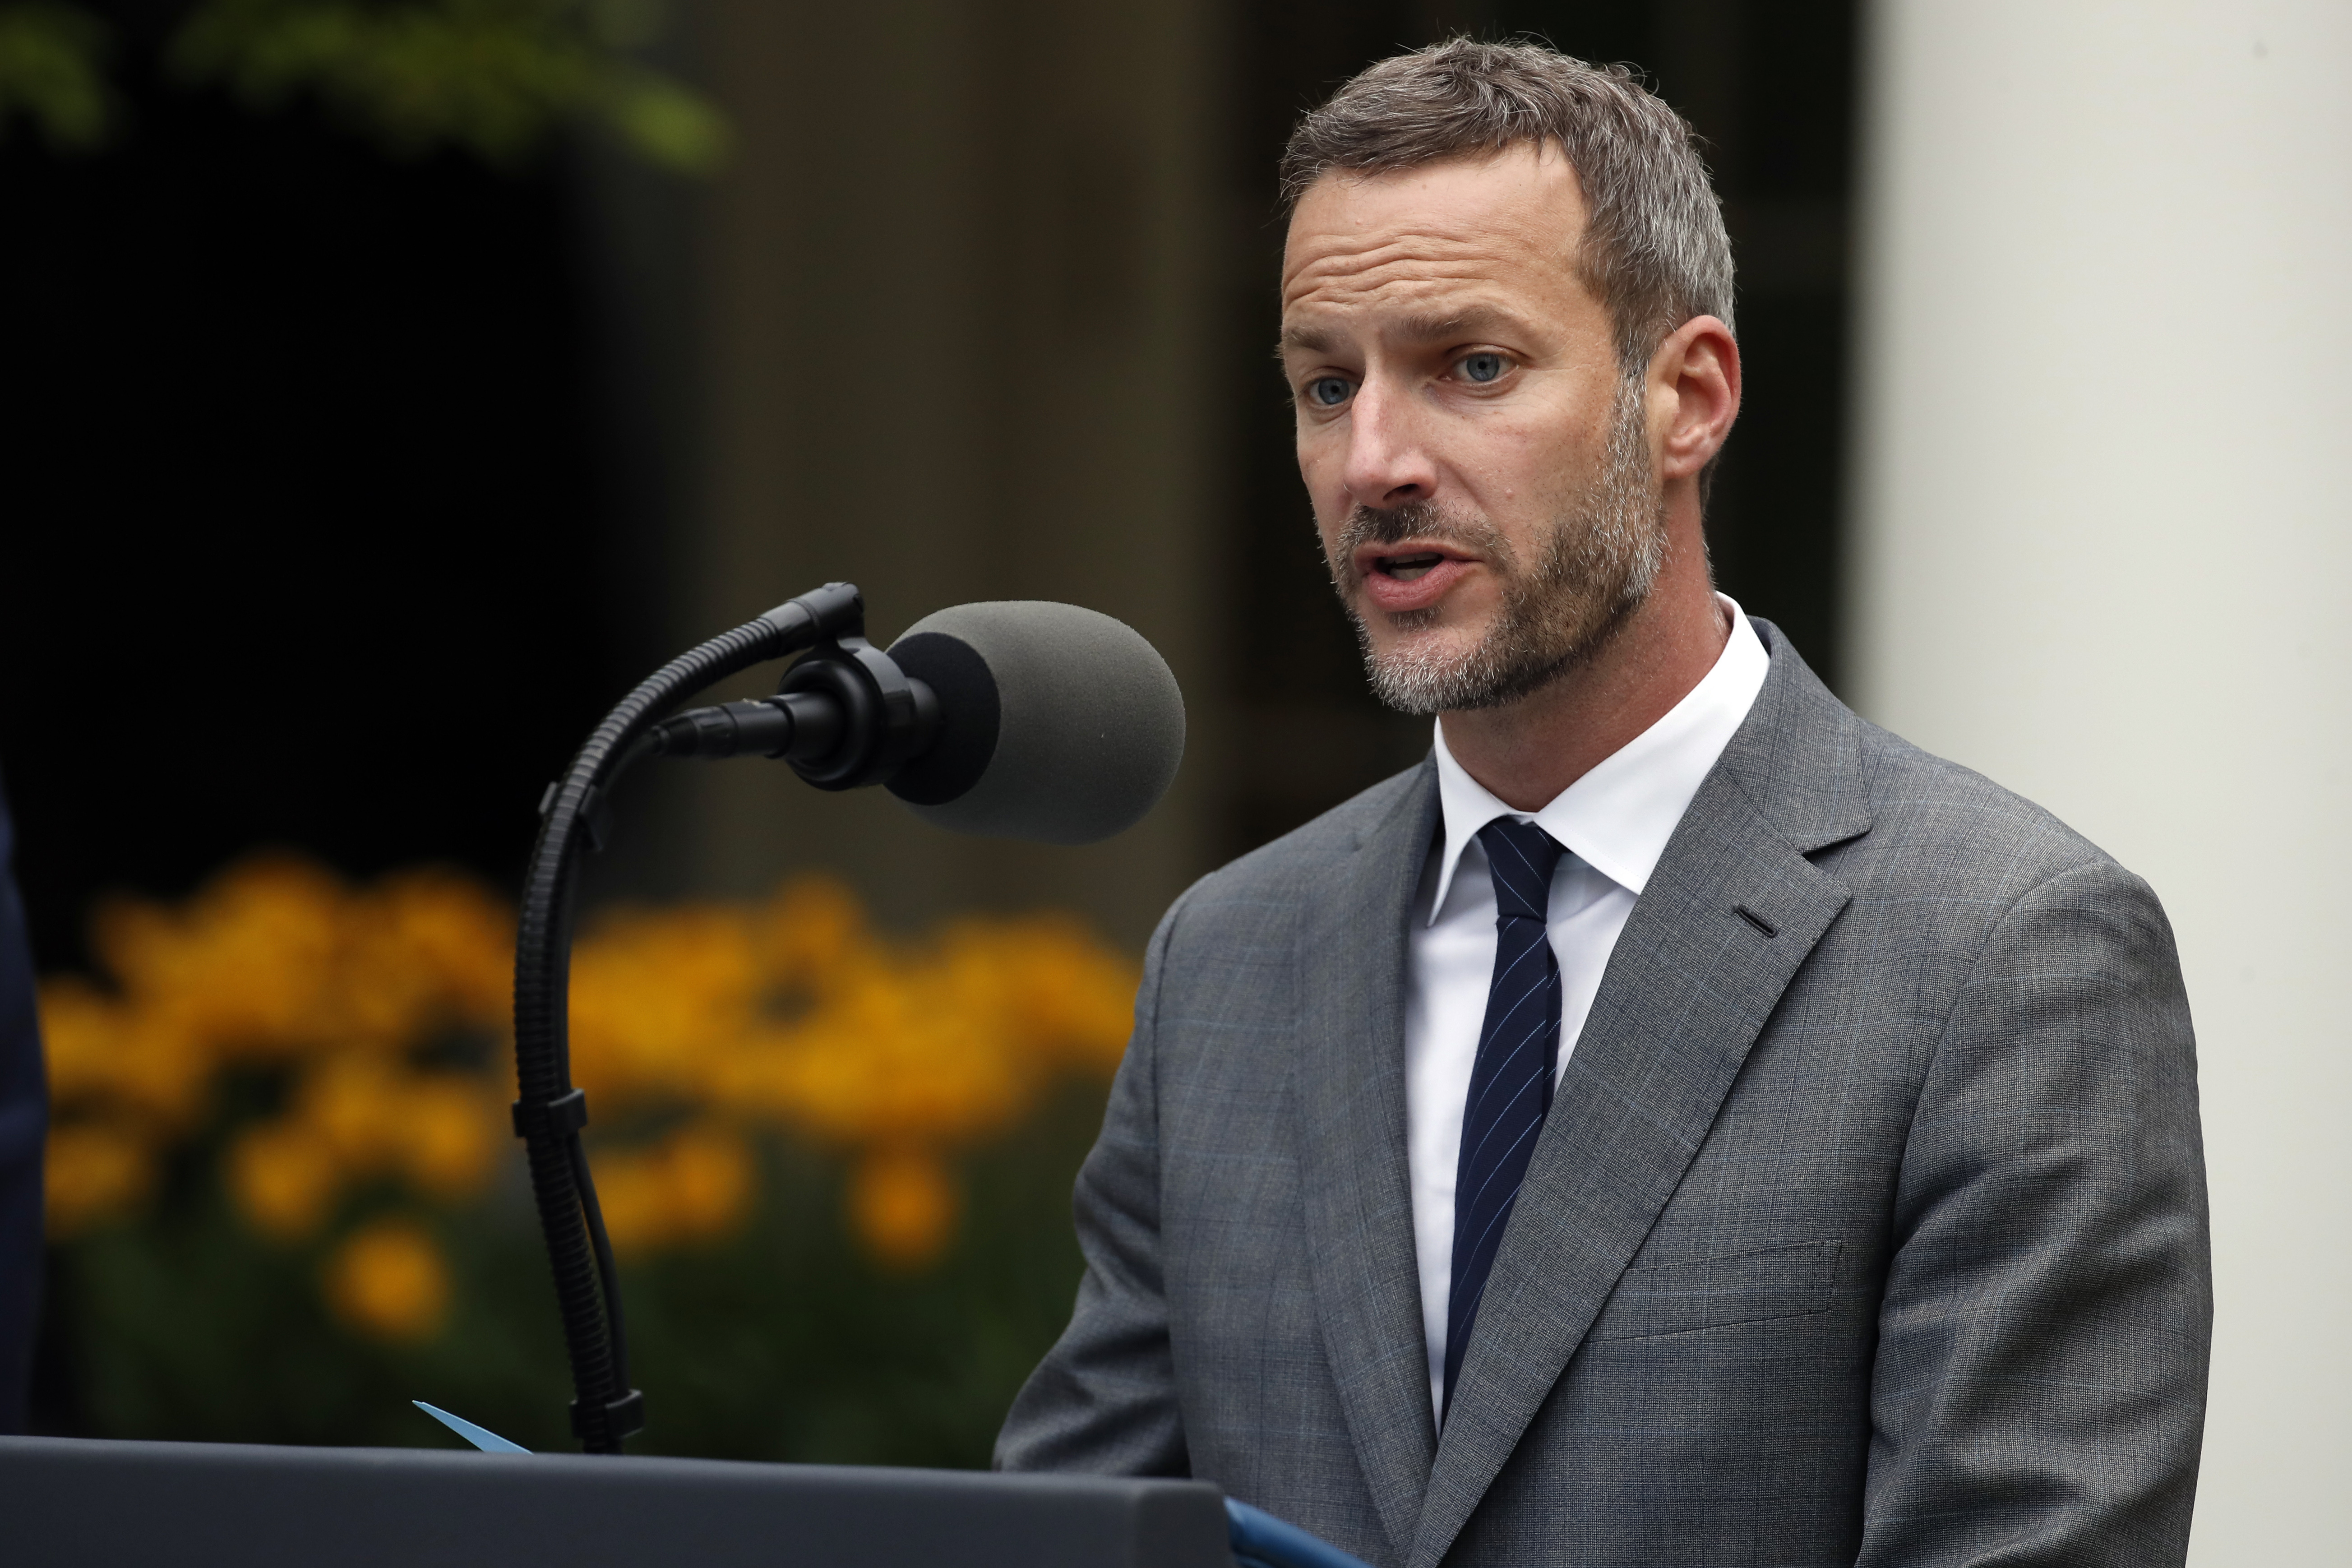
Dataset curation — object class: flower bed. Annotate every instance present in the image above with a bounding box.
[38,856,1135,1461]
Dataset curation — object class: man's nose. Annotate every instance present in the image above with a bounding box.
[1340,381,1437,510]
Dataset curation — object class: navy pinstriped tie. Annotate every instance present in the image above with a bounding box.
[1443,816,1565,1419]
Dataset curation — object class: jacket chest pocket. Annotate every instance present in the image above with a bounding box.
[1586,1239,1843,1341]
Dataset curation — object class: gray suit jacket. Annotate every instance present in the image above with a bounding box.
[997,624,2211,1567]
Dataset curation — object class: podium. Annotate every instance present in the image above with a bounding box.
[0,1436,1234,1568]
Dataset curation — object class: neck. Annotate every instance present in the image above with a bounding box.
[1438,514,1727,812]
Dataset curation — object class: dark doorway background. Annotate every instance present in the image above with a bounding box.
[0,28,642,974]
[1221,0,1858,855]
[0,1,1858,941]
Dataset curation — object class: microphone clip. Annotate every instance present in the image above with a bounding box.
[772,632,941,791]
[642,601,943,791]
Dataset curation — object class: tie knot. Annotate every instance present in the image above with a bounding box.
[1477,817,1563,923]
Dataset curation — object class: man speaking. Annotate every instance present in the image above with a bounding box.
[997,40,2210,1568]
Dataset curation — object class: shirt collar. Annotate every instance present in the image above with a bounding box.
[1426,594,1772,924]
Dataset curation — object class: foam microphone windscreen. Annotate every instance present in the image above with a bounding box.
[883,601,1185,845]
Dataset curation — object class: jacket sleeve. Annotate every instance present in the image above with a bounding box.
[993,894,1189,1476]
[1858,858,2212,1565]
[0,779,47,1435]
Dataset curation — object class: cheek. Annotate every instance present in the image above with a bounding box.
[1491,405,1604,508]
[1294,424,1352,513]
[1452,422,1554,519]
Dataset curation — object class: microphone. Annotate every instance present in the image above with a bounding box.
[644,600,1185,846]
[513,583,1178,1452]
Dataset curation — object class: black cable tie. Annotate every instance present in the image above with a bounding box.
[536,781,612,853]
[581,785,613,854]
[512,1087,590,1142]
[571,1388,646,1443]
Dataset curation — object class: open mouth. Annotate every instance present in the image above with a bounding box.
[1373,551,1447,582]
[1351,544,1476,612]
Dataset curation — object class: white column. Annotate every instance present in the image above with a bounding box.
[1847,4,2352,1561]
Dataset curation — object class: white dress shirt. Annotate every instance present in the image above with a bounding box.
[1404,594,1771,1417]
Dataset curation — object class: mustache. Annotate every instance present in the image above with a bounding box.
[1329,501,1514,587]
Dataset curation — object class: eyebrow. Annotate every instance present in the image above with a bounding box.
[1275,304,1531,361]
[1278,323,1334,357]
[1393,305,1525,344]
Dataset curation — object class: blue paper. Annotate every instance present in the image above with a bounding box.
[1225,1497,1376,1568]
[412,1400,531,1454]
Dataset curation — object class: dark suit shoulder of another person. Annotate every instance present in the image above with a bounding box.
[0,781,47,1436]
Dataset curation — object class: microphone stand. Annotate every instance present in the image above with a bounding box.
[508,582,863,1453]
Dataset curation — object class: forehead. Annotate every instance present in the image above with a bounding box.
[1280,143,1592,328]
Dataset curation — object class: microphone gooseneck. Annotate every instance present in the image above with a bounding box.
[511,583,1182,1453]
[512,580,862,1455]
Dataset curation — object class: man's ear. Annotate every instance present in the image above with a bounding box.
[1651,315,1741,481]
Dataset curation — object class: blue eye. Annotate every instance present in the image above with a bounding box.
[1307,376,1352,407]
[1459,352,1507,384]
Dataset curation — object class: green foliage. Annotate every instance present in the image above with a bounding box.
[50,1086,1105,1462]
[171,0,724,171]
[0,3,114,149]
[0,0,723,171]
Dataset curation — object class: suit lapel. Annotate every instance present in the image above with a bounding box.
[1298,763,1443,1557]
[1407,628,1872,1568]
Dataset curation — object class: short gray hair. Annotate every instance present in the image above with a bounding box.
[1280,39,1735,372]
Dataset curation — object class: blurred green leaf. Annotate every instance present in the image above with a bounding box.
[0,1,115,151]
[168,0,723,172]
[606,67,721,172]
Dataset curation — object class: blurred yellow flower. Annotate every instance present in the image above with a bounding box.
[301,1055,404,1170]
[595,1121,755,1257]
[42,1123,154,1238]
[568,905,764,1105]
[39,978,215,1133]
[664,1123,755,1240]
[37,854,1139,1279]
[227,1121,341,1240]
[323,1217,451,1343]
[393,1076,502,1201]
[850,1148,958,1270]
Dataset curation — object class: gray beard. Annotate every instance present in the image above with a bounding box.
[1330,373,1668,717]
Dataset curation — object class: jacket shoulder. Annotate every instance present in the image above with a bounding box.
[1732,622,2136,902]
[1844,716,2142,901]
